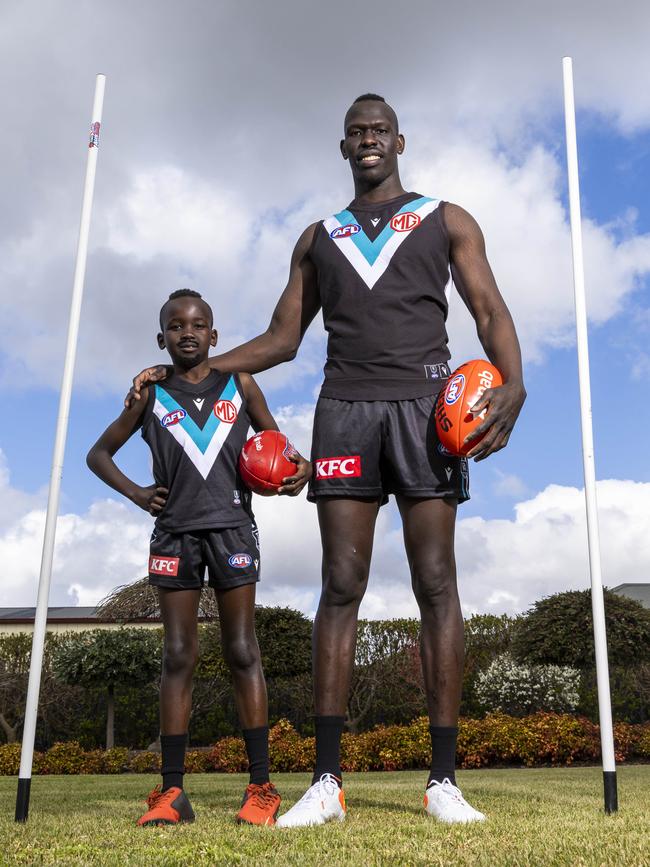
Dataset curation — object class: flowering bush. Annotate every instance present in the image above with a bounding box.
[475,653,581,716]
[128,751,161,773]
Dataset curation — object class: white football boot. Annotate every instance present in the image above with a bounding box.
[424,778,486,824]
[276,773,346,828]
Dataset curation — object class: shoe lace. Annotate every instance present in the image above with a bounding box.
[298,773,340,807]
[433,778,469,806]
[145,785,176,810]
[245,782,277,809]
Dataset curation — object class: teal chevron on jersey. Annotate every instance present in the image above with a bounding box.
[324,196,441,290]
[333,196,433,266]
[155,376,237,454]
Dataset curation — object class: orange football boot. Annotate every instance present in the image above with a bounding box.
[236,782,281,826]
[137,785,195,826]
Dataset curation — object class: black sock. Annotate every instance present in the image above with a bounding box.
[242,726,270,785]
[427,725,458,787]
[312,715,345,786]
[160,733,188,791]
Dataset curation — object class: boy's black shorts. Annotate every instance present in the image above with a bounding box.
[307,395,470,505]
[148,522,260,591]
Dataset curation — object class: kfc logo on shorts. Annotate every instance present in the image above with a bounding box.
[149,555,180,576]
[214,399,238,423]
[161,409,186,428]
[229,553,252,568]
[330,224,361,240]
[390,212,421,232]
[315,455,362,479]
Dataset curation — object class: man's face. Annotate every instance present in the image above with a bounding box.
[340,101,404,185]
[157,298,217,369]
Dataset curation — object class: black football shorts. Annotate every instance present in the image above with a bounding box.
[307,395,469,505]
[148,522,260,590]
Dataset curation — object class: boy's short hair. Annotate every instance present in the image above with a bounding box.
[159,289,213,329]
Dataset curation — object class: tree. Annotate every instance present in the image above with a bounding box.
[461,614,519,716]
[348,619,421,731]
[53,628,161,748]
[512,589,650,668]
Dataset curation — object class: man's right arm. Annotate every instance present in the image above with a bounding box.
[126,224,321,405]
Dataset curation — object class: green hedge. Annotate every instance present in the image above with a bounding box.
[2,714,649,775]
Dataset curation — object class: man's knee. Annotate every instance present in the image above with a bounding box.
[223,636,260,675]
[411,559,457,611]
[163,634,198,678]
[321,555,369,608]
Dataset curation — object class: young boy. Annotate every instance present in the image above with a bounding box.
[87,289,311,827]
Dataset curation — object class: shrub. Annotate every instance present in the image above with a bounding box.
[128,751,161,773]
[37,741,87,775]
[0,742,24,775]
[207,737,248,773]
[185,750,211,773]
[475,653,581,716]
[268,719,315,772]
[102,747,129,774]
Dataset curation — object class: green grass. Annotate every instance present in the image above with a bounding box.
[0,767,648,866]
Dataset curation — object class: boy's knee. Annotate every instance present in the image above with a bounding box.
[321,556,369,608]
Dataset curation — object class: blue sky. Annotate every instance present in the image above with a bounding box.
[1,1,649,616]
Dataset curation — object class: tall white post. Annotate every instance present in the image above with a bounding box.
[15,74,106,822]
[562,56,617,814]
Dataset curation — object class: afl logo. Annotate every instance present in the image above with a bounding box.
[160,409,186,427]
[214,399,238,423]
[229,553,252,569]
[330,224,361,240]
[445,374,466,405]
[390,212,421,232]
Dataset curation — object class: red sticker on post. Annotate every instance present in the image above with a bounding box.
[89,122,101,149]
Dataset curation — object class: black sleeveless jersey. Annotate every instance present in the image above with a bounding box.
[310,192,452,400]
[141,370,253,532]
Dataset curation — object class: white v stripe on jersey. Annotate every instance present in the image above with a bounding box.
[152,389,243,480]
[323,197,441,290]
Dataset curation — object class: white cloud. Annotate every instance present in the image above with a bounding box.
[2,2,650,397]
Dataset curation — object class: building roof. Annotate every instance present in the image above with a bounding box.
[611,583,650,608]
[0,607,161,623]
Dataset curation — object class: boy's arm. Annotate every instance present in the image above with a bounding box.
[126,223,321,406]
[86,388,168,515]
[239,373,312,497]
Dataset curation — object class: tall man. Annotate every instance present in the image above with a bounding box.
[130,93,526,826]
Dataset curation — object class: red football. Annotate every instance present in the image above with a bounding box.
[238,430,298,496]
[435,360,503,456]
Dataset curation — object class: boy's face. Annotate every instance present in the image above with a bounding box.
[157,297,217,369]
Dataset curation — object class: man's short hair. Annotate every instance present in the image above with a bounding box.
[346,93,398,133]
[353,93,387,105]
[159,288,213,329]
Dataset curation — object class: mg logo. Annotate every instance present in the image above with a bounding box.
[214,399,238,423]
[390,212,421,232]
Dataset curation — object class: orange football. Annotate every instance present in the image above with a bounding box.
[435,360,503,456]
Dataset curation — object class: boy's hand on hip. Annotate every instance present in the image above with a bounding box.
[131,484,168,515]
[278,454,312,496]
[124,365,171,409]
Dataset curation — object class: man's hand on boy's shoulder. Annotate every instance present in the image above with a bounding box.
[125,364,172,409]
[278,453,312,497]
[131,483,169,515]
